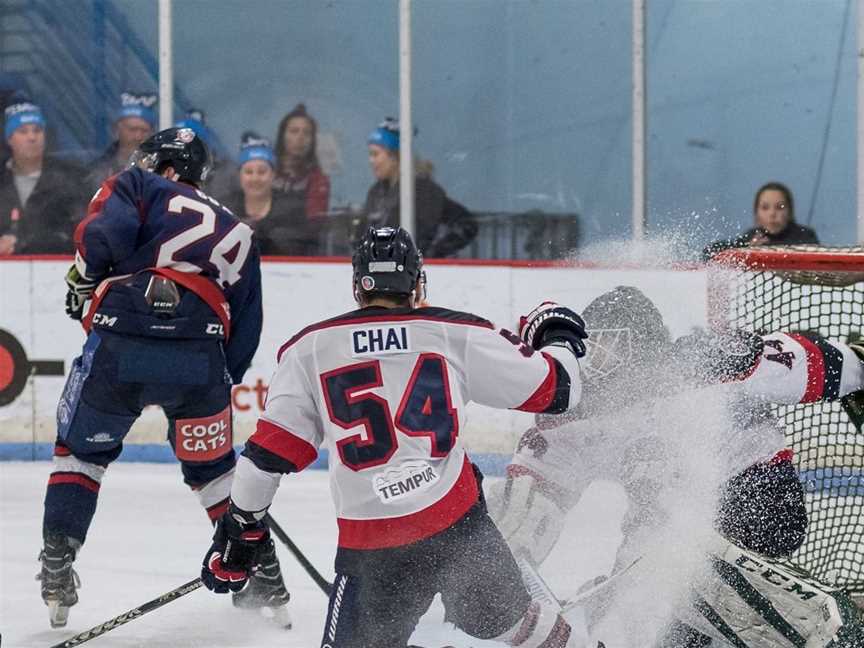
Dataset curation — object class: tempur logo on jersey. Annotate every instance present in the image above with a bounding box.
[350,326,409,356]
[373,461,439,503]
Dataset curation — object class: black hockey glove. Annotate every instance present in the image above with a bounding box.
[672,329,764,383]
[202,505,269,594]
[519,301,588,358]
[64,264,98,321]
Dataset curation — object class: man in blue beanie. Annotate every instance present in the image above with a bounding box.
[0,100,87,254]
[86,91,156,191]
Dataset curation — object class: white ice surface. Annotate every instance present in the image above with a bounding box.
[0,462,626,648]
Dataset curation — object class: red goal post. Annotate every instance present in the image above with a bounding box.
[708,245,864,593]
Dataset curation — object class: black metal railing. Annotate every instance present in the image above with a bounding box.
[0,0,192,154]
[311,210,580,260]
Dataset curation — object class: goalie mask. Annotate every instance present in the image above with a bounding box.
[129,127,212,185]
[352,226,426,302]
[581,286,670,381]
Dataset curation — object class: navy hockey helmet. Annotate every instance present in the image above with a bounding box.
[352,226,424,299]
[131,126,211,184]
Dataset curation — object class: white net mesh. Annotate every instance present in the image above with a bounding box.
[711,245,864,592]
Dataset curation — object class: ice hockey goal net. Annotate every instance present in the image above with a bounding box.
[709,245,864,593]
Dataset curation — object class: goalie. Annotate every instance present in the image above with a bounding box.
[488,286,864,648]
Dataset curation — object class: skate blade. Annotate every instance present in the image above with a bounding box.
[260,604,292,629]
[48,601,69,628]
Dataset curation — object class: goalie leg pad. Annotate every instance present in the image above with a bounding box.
[683,537,845,648]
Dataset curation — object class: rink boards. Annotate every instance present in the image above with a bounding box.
[0,257,709,465]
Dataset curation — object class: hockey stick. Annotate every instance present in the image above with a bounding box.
[561,557,642,614]
[516,555,565,609]
[48,577,202,648]
[265,514,332,596]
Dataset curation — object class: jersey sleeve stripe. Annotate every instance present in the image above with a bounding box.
[788,333,827,403]
[242,419,319,473]
[515,353,572,414]
[810,336,844,401]
[335,455,479,549]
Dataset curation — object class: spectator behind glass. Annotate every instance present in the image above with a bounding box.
[0,101,87,255]
[273,103,330,218]
[223,133,315,256]
[175,108,237,199]
[86,92,156,191]
[703,181,819,260]
[362,118,477,258]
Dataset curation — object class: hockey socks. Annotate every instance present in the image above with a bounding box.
[42,446,106,544]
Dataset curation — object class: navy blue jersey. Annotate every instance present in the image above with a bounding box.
[74,167,262,382]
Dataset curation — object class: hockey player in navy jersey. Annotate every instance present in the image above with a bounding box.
[488,286,864,648]
[200,226,592,647]
[38,127,290,628]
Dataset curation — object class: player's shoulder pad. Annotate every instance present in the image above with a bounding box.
[275,308,369,362]
[275,306,496,362]
[413,306,494,329]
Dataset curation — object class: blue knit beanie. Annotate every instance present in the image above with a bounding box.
[4,101,46,139]
[117,92,157,127]
[238,131,275,168]
[368,117,400,152]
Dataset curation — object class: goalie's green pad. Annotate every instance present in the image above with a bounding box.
[684,536,847,648]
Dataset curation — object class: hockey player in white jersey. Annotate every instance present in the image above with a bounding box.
[200,226,592,648]
[488,286,864,648]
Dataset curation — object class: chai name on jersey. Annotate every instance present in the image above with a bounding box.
[351,325,410,356]
[373,461,439,504]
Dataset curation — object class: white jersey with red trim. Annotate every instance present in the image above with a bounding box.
[511,332,864,506]
[231,305,582,549]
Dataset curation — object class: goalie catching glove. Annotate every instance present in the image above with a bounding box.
[671,329,764,383]
[486,464,567,566]
[519,301,588,358]
[202,504,270,594]
[64,264,98,321]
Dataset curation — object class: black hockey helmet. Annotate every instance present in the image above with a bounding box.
[581,285,670,380]
[131,126,211,184]
[352,226,424,300]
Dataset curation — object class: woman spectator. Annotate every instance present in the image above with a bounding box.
[273,103,330,219]
[362,118,477,258]
[703,181,818,260]
[223,133,316,256]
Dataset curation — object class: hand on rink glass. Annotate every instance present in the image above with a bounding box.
[201,509,269,594]
[0,233,16,255]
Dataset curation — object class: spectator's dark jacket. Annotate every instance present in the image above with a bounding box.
[361,176,478,258]
[223,190,319,256]
[0,157,88,254]
[702,223,819,261]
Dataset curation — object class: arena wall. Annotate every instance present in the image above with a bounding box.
[0,258,708,467]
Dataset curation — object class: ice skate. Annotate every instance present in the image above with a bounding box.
[36,534,80,628]
[232,538,291,628]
